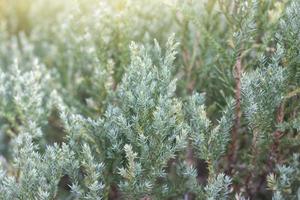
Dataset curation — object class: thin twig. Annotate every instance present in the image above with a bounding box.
[227,55,242,173]
[268,103,285,169]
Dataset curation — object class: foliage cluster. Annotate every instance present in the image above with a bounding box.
[0,0,299,199]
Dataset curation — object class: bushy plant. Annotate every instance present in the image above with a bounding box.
[0,0,299,199]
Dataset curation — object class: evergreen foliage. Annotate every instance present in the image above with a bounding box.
[0,0,299,199]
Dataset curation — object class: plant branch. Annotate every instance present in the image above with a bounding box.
[227,54,242,173]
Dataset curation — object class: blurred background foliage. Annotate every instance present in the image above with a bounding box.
[0,0,289,116]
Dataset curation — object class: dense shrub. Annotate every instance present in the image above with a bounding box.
[0,0,299,199]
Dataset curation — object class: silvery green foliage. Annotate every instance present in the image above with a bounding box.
[0,133,78,200]
[61,35,194,199]
[114,36,232,199]
[0,58,66,199]
[112,36,188,198]
[205,173,232,200]
[165,161,204,199]
[69,143,104,200]
[27,0,177,115]
[0,0,299,199]
[230,0,258,50]
[185,92,234,170]
[278,0,300,86]
[267,154,300,200]
[241,46,287,140]
[59,36,234,199]
[279,1,300,45]
[0,59,56,138]
[0,130,103,200]
[1,0,178,117]
[184,93,234,199]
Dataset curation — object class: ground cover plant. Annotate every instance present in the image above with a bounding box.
[0,0,299,199]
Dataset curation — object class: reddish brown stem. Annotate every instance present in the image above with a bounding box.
[245,104,284,198]
[227,55,242,173]
[268,104,285,169]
